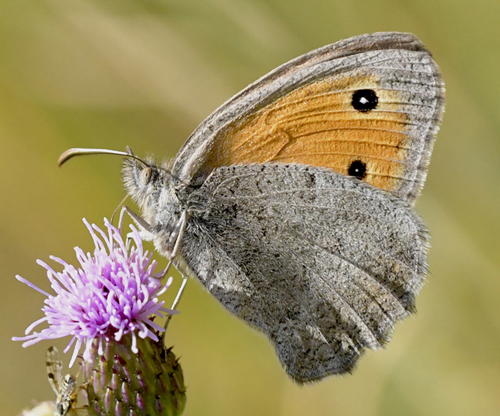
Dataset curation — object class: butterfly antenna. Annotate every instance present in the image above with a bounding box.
[58,147,179,184]
[58,147,149,167]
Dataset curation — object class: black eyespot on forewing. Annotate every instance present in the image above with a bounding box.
[348,160,367,180]
[352,89,378,112]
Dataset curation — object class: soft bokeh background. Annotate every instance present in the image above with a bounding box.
[2,0,500,415]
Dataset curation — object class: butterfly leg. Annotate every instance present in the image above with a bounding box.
[161,211,189,333]
[169,210,189,306]
[117,205,153,236]
[116,205,188,333]
[110,194,129,228]
[115,205,188,334]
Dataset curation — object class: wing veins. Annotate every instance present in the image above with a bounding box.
[199,224,341,356]
[286,225,410,323]
[211,185,424,277]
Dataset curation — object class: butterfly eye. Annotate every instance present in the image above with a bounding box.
[352,89,378,112]
[348,160,367,180]
[140,167,153,186]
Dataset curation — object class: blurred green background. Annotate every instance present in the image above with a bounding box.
[2,0,500,415]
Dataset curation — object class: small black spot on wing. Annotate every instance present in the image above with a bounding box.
[348,160,367,180]
[352,89,378,112]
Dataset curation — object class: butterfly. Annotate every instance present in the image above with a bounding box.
[59,32,444,383]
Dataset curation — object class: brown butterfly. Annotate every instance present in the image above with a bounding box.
[60,32,444,382]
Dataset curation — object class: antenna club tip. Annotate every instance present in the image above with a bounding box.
[58,149,76,168]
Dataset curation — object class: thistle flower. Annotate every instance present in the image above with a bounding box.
[13,218,186,415]
[13,218,176,366]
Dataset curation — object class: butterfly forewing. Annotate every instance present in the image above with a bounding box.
[172,32,444,205]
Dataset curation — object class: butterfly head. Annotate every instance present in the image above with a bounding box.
[58,147,174,210]
[121,150,173,208]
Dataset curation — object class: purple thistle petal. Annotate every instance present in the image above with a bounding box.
[24,316,49,335]
[143,318,164,333]
[15,275,51,297]
[13,218,177,366]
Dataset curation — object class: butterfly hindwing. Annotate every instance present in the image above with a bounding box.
[181,163,428,382]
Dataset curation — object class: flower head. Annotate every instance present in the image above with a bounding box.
[13,218,176,366]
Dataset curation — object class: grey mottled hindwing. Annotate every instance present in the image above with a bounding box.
[182,164,428,382]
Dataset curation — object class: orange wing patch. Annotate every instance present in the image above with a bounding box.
[205,73,410,192]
